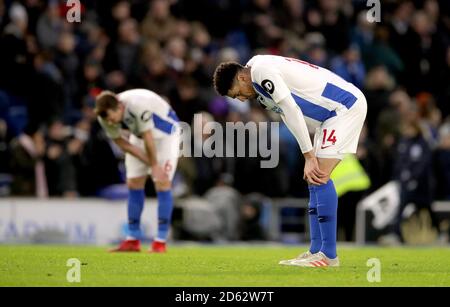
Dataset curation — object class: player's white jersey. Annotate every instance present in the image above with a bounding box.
[98,89,179,140]
[247,55,364,130]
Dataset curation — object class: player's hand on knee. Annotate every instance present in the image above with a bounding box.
[305,175,327,186]
[151,164,169,184]
[304,156,327,185]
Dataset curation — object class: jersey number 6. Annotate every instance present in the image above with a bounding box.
[164,161,173,173]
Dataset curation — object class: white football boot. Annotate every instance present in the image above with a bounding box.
[287,251,339,267]
[279,251,315,265]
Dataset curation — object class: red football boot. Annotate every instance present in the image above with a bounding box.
[109,239,141,252]
[149,241,166,253]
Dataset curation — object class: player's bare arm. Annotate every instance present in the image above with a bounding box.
[277,95,327,186]
[280,102,333,185]
[113,137,150,166]
[278,95,333,185]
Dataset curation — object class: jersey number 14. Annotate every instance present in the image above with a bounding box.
[321,129,337,149]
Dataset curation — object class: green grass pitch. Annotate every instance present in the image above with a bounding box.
[1,245,449,286]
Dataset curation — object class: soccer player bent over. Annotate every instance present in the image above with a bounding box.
[95,89,180,253]
[213,55,367,267]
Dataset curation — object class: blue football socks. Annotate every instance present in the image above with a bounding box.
[308,185,322,254]
[315,180,338,259]
[127,189,145,239]
[156,190,174,242]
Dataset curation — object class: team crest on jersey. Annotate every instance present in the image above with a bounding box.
[261,79,275,94]
[141,111,152,122]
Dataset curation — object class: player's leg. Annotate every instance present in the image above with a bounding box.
[315,157,340,260]
[151,175,173,253]
[313,94,366,261]
[284,157,341,266]
[279,185,322,265]
[289,93,367,266]
[155,176,173,243]
[110,136,148,252]
[126,176,147,241]
[149,132,180,253]
[109,175,147,252]
[308,185,322,254]
[293,95,366,266]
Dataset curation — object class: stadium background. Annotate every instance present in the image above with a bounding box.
[0,0,449,246]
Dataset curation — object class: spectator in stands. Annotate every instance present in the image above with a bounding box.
[164,36,188,74]
[54,31,80,116]
[0,0,5,32]
[232,107,289,198]
[68,117,91,194]
[388,0,414,64]
[9,124,47,197]
[103,18,142,91]
[364,65,396,139]
[376,88,412,183]
[242,0,282,50]
[392,103,441,241]
[351,10,375,61]
[170,77,206,124]
[44,120,78,197]
[104,0,131,43]
[188,112,233,195]
[330,44,366,89]
[0,2,32,96]
[356,124,382,192]
[399,10,443,95]
[76,58,106,108]
[0,119,9,174]
[275,0,305,37]
[306,0,351,54]
[302,32,330,68]
[436,47,450,119]
[204,181,242,241]
[36,0,64,50]
[238,194,268,241]
[416,92,442,148]
[362,25,404,79]
[434,119,450,200]
[29,51,64,128]
[141,0,177,44]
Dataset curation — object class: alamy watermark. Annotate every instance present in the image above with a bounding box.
[366,258,381,283]
[66,1,380,24]
[66,258,81,283]
[66,0,81,23]
[366,0,381,23]
[178,114,280,169]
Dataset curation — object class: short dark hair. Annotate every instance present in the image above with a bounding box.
[213,62,244,96]
[95,91,119,118]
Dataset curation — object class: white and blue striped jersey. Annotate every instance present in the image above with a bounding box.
[98,89,179,140]
[247,55,363,130]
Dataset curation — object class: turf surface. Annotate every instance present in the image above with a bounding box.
[1,245,449,286]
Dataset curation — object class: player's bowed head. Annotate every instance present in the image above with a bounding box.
[95,91,125,125]
[213,62,257,102]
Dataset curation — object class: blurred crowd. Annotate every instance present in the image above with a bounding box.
[0,0,449,232]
